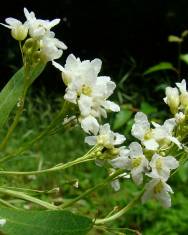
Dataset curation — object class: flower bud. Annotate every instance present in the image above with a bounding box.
[11,24,28,41]
[180,92,188,109]
[164,87,180,114]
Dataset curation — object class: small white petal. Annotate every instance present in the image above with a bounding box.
[114,133,126,145]
[176,79,187,93]
[111,179,120,191]
[143,139,159,151]
[81,116,99,135]
[78,94,92,117]
[110,156,130,169]
[103,101,120,112]
[84,136,97,145]
[163,156,179,169]
[129,142,143,157]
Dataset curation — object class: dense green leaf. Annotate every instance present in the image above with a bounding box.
[113,107,132,129]
[0,63,46,129]
[0,207,92,235]
[144,62,174,75]
[140,101,157,114]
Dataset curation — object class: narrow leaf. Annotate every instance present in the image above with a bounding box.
[144,62,174,75]
[0,207,92,235]
[0,63,46,129]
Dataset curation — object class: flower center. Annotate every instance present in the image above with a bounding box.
[82,85,92,96]
[156,158,163,171]
[154,181,163,193]
[144,130,153,140]
[132,156,142,168]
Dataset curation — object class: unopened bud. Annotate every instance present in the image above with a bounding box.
[180,92,188,109]
[11,24,28,41]
[164,87,180,114]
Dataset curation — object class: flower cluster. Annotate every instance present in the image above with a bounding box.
[1,8,67,61]
[52,50,183,207]
[53,54,120,134]
[110,111,180,208]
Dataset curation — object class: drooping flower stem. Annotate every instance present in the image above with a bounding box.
[94,190,144,225]
[0,145,102,175]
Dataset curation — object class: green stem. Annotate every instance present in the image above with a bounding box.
[0,187,57,210]
[61,169,125,209]
[0,146,101,176]
[0,198,19,210]
[94,191,143,225]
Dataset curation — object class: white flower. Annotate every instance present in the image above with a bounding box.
[0,218,6,227]
[164,87,180,114]
[132,112,182,150]
[24,8,60,39]
[110,147,130,169]
[128,142,149,185]
[80,115,99,135]
[111,142,148,185]
[131,112,159,150]
[1,17,28,41]
[85,123,125,148]
[147,154,179,181]
[53,54,119,134]
[152,118,182,149]
[142,179,173,208]
[40,33,67,61]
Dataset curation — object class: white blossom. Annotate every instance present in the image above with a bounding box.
[142,179,173,208]
[24,8,60,39]
[1,17,28,41]
[147,154,179,181]
[111,142,148,185]
[53,54,119,134]
[85,123,125,148]
[40,33,67,61]
[80,115,99,135]
[110,147,130,169]
[132,112,182,150]
[131,112,159,150]
[152,118,182,149]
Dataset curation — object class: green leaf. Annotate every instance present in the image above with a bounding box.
[180,54,188,64]
[144,62,174,75]
[168,35,182,43]
[113,106,132,129]
[0,207,92,235]
[140,102,157,114]
[0,63,46,129]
